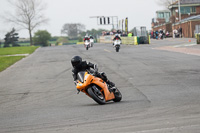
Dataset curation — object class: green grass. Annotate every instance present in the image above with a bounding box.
[0,56,25,72]
[0,39,79,47]
[18,42,31,46]
[49,41,57,44]
[0,46,39,55]
[0,46,39,72]
[49,40,78,45]
[69,40,78,43]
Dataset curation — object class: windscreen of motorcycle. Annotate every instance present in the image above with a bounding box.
[77,71,85,83]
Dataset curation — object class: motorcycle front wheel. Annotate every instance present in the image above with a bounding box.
[116,46,120,52]
[87,86,106,105]
[113,88,122,102]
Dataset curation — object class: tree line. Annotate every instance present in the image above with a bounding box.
[1,0,118,47]
[61,23,107,40]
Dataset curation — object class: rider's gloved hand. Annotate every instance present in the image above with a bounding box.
[74,81,78,85]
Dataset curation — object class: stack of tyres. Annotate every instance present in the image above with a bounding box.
[197,33,200,44]
[137,37,140,44]
[139,36,148,44]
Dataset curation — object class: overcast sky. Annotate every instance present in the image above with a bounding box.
[0,0,165,39]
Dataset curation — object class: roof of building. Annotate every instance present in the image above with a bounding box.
[181,14,200,21]
[156,10,171,13]
[174,14,200,25]
[169,0,200,8]
[181,0,200,4]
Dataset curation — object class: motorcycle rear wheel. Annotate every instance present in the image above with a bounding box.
[87,86,106,105]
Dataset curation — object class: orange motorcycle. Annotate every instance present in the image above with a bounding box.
[74,69,122,105]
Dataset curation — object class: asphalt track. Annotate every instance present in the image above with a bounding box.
[0,38,200,133]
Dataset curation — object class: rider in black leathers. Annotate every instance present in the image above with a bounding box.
[83,36,90,42]
[113,34,121,46]
[89,35,94,39]
[71,56,115,92]
[113,34,121,41]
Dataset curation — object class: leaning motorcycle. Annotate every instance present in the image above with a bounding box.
[84,40,90,50]
[74,69,122,105]
[113,39,121,52]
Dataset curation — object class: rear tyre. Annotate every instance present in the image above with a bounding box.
[87,86,106,105]
[113,88,122,102]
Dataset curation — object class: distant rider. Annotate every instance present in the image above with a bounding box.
[71,56,116,92]
[83,36,90,42]
[89,35,94,39]
[113,34,121,41]
[113,34,121,45]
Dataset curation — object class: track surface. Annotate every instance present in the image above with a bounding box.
[0,38,200,133]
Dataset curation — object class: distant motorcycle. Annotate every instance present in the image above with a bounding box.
[84,40,90,50]
[113,39,121,52]
[90,38,94,47]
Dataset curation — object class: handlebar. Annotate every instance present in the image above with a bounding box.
[86,68,98,76]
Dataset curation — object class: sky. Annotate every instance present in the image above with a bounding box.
[0,0,166,39]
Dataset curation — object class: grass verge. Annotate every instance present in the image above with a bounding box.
[0,56,25,72]
[0,46,39,56]
[0,46,39,72]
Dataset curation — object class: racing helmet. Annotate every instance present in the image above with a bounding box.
[71,56,82,68]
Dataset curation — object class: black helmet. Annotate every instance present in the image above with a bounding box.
[71,56,82,68]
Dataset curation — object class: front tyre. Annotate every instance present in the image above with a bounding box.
[113,88,122,102]
[116,46,120,52]
[87,86,106,105]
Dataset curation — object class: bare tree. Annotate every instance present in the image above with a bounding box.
[5,0,49,45]
[155,0,175,8]
[61,23,85,38]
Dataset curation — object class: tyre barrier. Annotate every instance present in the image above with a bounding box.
[197,33,200,44]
